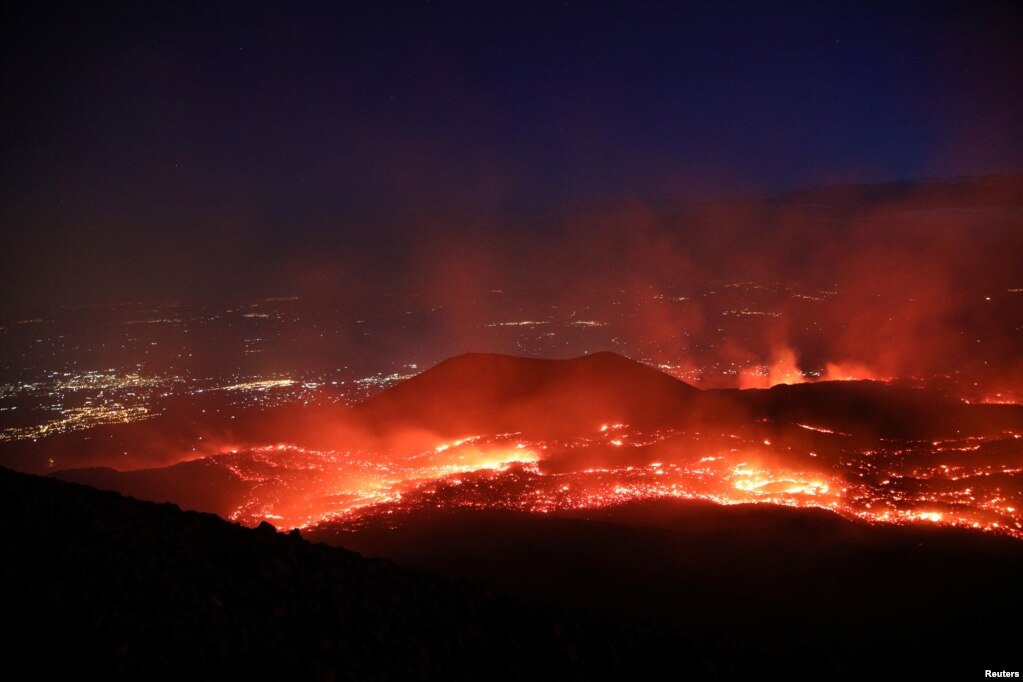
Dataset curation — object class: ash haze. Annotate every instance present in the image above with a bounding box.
[2,2,1023,678]
[2,1,1022,304]
[3,2,1023,396]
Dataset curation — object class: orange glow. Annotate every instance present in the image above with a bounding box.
[738,346,806,389]
[914,511,944,523]
[29,353,1023,542]
[217,437,541,529]
[962,393,1023,406]
[184,420,1022,542]
[736,350,889,389]
[823,361,886,382]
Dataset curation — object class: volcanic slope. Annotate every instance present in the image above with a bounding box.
[1,466,746,680]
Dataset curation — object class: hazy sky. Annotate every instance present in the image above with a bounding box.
[2,1,1021,308]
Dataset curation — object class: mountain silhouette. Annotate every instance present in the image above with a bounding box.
[356,351,700,435]
[728,379,1023,438]
[2,465,744,679]
[54,459,250,519]
[355,352,1021,439]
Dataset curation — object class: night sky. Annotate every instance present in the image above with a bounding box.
[2,0,1022,308]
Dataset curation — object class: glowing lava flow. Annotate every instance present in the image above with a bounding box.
[212,424,1023,540]
[219,437,540,529]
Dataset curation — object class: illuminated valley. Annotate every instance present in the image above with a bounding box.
[2,285,1021,541]
[10,346,1015,542]
[178,422,1023,540]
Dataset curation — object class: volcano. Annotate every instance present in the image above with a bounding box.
[38,351,1022,534]
[6,352,1023,677]
[354,351,701,436]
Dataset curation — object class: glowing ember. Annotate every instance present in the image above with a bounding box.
[7,350,1019,541]
[217,437,540,528]
[202,422,1021,540]
[796,423,850,436]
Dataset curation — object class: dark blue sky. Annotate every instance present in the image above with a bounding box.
[2,0,1022,306]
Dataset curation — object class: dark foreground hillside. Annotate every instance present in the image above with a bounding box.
[309,502,1023,678]
[0,467,747,680]
[5,464,1021,679]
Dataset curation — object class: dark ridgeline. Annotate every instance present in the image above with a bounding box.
[309,500,1023,678]
[353,351,702,436]
[5,463,1021,679]
[0,466,752,680]
[355,351,1023,439]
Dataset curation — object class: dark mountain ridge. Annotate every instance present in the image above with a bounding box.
[307,499,1023,677]
[1,465,739,680]
[354,351,700,435]
[356,351,1021,439]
